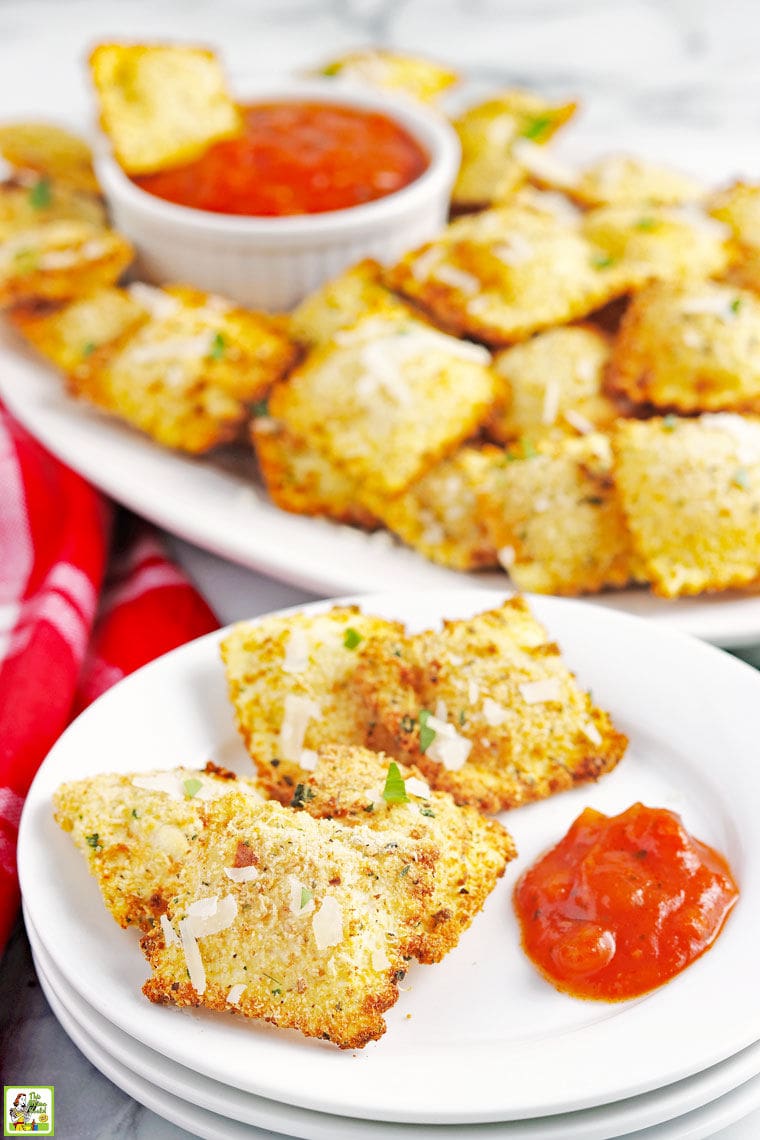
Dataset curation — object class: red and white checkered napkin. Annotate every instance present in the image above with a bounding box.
[0,404,219,955]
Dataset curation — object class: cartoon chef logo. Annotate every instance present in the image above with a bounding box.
[3,1087,54,1134]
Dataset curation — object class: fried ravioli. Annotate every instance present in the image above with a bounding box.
[294,744,516,963]
[0,220,132,307]
[220,606,405,801]
[140,792,438,1049]
[612,414,760,597]
[356,597,627,814]
[53,764,261,930]
[477,433,638,595]
[608,281,760,413]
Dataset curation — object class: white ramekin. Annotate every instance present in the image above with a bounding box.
[95,77,460,312]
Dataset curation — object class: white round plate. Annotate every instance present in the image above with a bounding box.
[24,908,760,1140]
[2,124,760,650]
[2,319,760,649]
[17,590,760,1123]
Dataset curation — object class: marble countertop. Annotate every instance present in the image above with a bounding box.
[3,1,760,1136]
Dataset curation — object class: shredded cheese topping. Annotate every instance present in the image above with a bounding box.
[281,627,311,674]
[482,697,509,726]
[424,713,472,770]
[312,895,344,952]
[224,864,259,883]
[278,694,321,764]
[226,983,246,1005]
[519,678,563,704]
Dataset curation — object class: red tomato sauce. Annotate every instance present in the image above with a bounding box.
[132,101,430,217]
[514,803,738,1001]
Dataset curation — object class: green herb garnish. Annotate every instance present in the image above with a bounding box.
[82,341,96,358]
[209,331,226,360]
[291,783,315,809]
[662,414,678,431]
[251,398,269,417]
[635,216,657,231]
[343,627,362,650]
[183,777,202,798]
[420,807,436,818]
[521,114,553,142]
[28,176,52,210]
[85,833,101,849]
[732,466,749,489]
[591,253,616,270]
[400,714,416,734]
[131,809,139,819]
[382,761,410,804]
[730,296,743,315]
[418,709,436,753]
[300,886,314,909]
[399,864,411,877]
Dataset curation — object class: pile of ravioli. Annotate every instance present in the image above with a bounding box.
[54,597,627,1049]
[4,44,760,598]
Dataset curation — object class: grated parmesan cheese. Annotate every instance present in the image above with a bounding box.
[467,678,480,704]
[312,894,344,951]
[513,139,579,189]
[542,378,561,426]
[519,678,563,704]
[281,627,311,674]
[482,697,509,726]
[226,983,246,1005]
[129,331,217,365]
[497,545,516,570]
[179,894,238,995]
[493,234,534,267]
[278,694,321,764]
[424,713,472,770]
[287,874,315,917]
[224,864,259,883]
[410,245,442,281]
[434,263,480,294]
[404,776,431,799]
[581,720,603,746]
[127,282,180,319]
[160,913,180,946]
[563,409,595,435]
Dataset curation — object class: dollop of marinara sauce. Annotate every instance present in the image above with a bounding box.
[514,803,739,1001]
[132,101,430,217]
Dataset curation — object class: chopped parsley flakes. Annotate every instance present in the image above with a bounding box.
[209,331,226,360]
[291,783,315,809]
[418,709,436,752]
[521,114,553,142]
[183,777,202,798]
[343,627,362,650]
[28,177,52,210]
[85,833,101,849]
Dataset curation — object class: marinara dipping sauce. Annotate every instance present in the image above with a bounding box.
[132,102,430,217]
[514,803,739,1001]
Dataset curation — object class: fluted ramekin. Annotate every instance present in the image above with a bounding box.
[95,77,460,312]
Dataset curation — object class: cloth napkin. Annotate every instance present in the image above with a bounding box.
[0,404,220,956]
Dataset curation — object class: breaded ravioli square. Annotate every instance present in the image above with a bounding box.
[477,433,637,595]
[288,259,413,348]
[0,122,99,194]
[374,445,500,571]
[568,154,706,210]
[53,764,261,930]
[709,182,760,293]
[608,281,760,413]
[10,285,149,382]
[451,90,576,211]
[581,204,731,290]
[0,220,133,307]
[140,793,438,1049]
[356,597,627,814]
[220,606,405,801]
[89,42,242,175]
[71,283,297,453]
[388,205,625,346]
[268,315,497,499]
[487,325,618,445]
[316,49,459,105]
[612,415,760,597]
[296,744,516,964]
[0,173,104,242]
[251,414,378,529]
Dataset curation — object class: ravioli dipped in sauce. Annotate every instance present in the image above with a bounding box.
[514,802,738,1001]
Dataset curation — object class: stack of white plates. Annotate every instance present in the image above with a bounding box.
[18,589,760,1140]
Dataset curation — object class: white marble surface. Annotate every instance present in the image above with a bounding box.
[4,0,760,1136]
